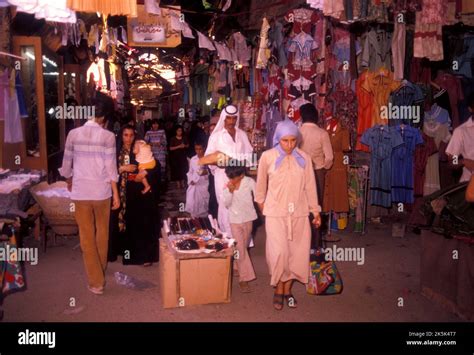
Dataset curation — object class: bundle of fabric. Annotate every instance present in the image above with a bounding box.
[8,0,77,23]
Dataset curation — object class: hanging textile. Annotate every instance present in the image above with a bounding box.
[285,7,317,34]
[9,0,76,23]
[67,0,137,17]
[361,68,401,126]
[323,122,350,212]
[197,31,215,51]
[256,17,271,69]
[214,42,232,61]
[0,69,23,143]
[144,0,161,15]
[361,125,404,208]
[422,120,451,195]
[392,21,406,81]
[232,32,252,66]
[414,0,447,61]
[413,132,437,198]
[268,20,287,67]
[348,166,369,232]
[170,13,194,39]
[434,72,464,128]
[391,125,424,204]
[355,71,374,152]
[361,28,393,71]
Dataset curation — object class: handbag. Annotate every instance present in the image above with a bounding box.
[307,251,343,295]
[307,247,343,295]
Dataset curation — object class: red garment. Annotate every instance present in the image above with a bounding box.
[287,97,310,123]
[332,85,357,137]
[410,58,432,85]
[413,133,438,197]
[285,8,318,34]
[287,61,317,80]
[434,73,464,128]
[355,71,374,152]
[419,0,448,24]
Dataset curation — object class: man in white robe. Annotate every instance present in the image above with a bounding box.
[201,105,254,238]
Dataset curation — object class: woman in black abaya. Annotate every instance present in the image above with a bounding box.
[108,125,161,266]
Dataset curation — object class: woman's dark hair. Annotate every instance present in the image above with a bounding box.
[225,163,246,179]
[151,119,159,126]
[121,124,135,134]
[90,97,107,121]
[300,103,319,124]
[116,124,136,154]
[90,91,114,125]
[175,125,183,134]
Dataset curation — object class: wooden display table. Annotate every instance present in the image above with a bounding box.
[159,230,233,309]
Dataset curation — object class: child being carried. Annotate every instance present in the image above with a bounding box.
[134,140,156,194]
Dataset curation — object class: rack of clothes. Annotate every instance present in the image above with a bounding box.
[348,165,370,234]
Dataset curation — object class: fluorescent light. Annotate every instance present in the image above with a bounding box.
[42,55,57,67]
[48,108,54,114]
[26,52,35,60]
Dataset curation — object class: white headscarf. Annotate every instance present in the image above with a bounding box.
[211,104,240,137]
[205,104,252,161]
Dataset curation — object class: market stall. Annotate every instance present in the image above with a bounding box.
[159,216,234,308]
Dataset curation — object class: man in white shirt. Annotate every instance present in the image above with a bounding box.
[201,105,253,239]
[299,103,334,199]
[59,98,119,295]
[446,95,474,183]
[299,103,333,247]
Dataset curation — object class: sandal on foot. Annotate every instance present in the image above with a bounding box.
[273,293,284,311]
[239,281,251,293]
[284,294,297,308]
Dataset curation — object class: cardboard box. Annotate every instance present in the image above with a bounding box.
[158,239,232,308]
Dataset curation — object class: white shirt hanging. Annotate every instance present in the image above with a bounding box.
[197,31,215,51]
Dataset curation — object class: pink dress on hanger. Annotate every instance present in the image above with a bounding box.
[414,0,447,61]
[323,0,344,19]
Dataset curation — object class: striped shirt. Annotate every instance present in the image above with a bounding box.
[59,120,118,200]
[144,129,167,167]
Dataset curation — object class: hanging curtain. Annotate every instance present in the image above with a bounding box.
[67,0,137,17]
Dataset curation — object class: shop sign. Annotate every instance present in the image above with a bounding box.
[131,24,166,44]
[127,5,181,48]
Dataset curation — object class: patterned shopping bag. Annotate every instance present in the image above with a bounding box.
[307,248,343,295]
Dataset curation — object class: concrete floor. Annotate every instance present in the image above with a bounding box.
[1,185,462,322]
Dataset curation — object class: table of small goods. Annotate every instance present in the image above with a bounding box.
[162,216,235,256]
[159,216,235,308]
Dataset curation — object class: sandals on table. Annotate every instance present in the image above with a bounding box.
[273,293,284,311]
